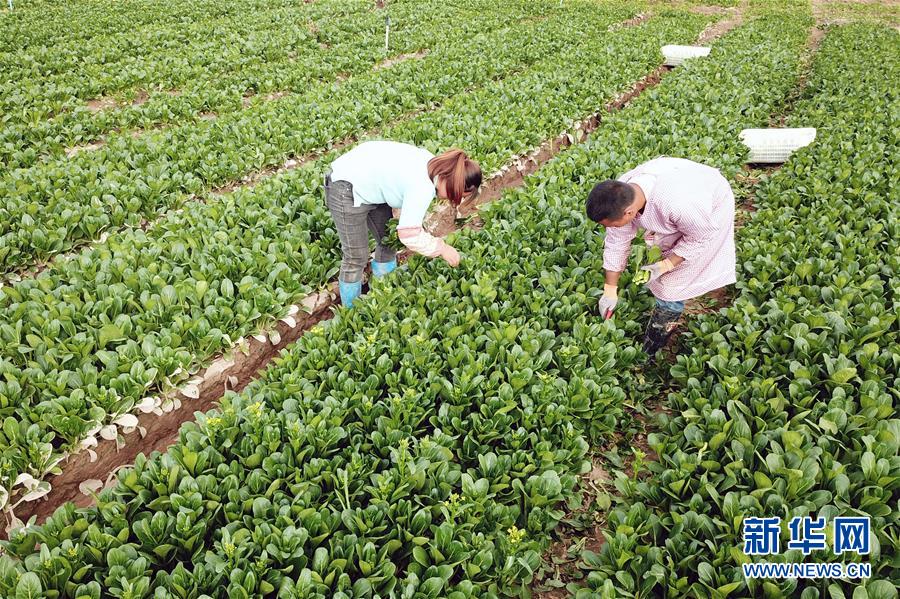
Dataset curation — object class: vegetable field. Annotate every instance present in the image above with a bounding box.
[0,0,897,598]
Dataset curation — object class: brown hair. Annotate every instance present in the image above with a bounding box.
[427,149,482,206]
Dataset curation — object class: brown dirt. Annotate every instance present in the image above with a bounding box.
[64,141,105,158]
[242,90,290,108]
[132,90,150,106]
[688,5,732,16]
[13,290,335,530]
[617,12,650,28]
[85,97,117,112]
[696,0,748,44]
[374,49,429,70]
[770,21,827,127]
[684,285,732,316]
[808,24,826,49]
[87,90,150,112]
[532,460,612,598]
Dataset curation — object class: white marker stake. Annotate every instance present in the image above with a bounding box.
[384,16,391,53]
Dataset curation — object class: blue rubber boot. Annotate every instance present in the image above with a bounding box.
[339,280,362,308]
[371,258,397,278]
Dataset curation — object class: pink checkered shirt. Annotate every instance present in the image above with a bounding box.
[603,157,736,302]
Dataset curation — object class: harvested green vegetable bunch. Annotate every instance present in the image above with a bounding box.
[632,241,662,284]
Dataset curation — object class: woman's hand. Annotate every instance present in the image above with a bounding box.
[440,244,461,267]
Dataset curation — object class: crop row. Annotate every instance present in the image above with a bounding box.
[2,0,362,81]
[0,9,709,519]
[0,0,558,170]
[0,2,637,273]
[0,12,814,599]
[0,0,314,52]
[575,22,899,598]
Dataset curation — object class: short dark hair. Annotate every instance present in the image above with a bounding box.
[585,180,635,223]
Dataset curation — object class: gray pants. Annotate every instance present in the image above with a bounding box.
[325,175,396,283]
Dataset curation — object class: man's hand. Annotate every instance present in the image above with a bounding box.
[440,244,461,267]
[640,258,675,283]
[598,284,618,320]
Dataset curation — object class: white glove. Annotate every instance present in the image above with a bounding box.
[598,284,618,320]
[640,258,675,284]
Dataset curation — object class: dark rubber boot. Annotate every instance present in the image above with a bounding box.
[642,307,682,357]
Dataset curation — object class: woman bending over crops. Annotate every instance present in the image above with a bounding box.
[585,156,736,359]
[325,141,482,308]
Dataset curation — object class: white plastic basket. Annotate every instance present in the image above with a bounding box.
[661,45,711,66]
[739,128,817,163]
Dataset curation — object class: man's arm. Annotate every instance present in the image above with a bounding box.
[666,254,685,267]
[604,269,622,287]
[602,223,637,273]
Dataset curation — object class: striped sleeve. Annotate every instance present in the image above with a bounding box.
[602,221,637,272]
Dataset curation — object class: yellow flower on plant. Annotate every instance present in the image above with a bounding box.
[507,525,525,545]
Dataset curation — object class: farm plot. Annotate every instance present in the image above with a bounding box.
[572,22,899,598]
[0,6,712,524]
[1,0,561,170]
[0,2,638,273]
[0,8,841,598]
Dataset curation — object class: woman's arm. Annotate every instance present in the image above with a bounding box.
[397,182,458,262]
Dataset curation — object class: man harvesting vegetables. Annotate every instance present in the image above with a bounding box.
[585,156,736,357]
[325,141,482,308]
